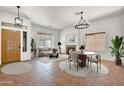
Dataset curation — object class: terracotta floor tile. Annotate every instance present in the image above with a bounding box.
[0,59,124,86]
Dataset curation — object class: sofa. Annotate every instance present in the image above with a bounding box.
[38,47,52,57]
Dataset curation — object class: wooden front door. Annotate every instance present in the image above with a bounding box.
[2,29,20,63]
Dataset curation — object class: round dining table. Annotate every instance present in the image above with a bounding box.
[72,51,95,67]
[72,51,95,56]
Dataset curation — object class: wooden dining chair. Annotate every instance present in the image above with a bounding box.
[87,54,101,72]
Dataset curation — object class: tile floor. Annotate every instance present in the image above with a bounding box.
[0,58,124,86]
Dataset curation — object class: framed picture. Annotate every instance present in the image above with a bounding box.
[66,34,75,44]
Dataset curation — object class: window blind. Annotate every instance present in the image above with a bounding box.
[86,32,105,51]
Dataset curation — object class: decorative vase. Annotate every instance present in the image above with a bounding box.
[115,58,122,66]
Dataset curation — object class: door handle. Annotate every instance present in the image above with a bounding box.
[18,45,20,49]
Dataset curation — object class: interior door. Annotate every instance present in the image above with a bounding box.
[2,29,20,63]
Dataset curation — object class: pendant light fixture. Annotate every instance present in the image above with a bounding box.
[74,11,89,29]
[15,6,23,27]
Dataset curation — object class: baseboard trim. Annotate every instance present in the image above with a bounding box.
[20,59,31,62]
[101,59,114,62]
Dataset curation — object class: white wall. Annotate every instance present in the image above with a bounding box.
[122,10,124,35]
[60,27,79,53]
[0,20,1,64]
[60,11,124,61]
[31,24,60,48]
[0,11,31,64]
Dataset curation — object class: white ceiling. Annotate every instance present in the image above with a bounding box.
[0,6,123,30]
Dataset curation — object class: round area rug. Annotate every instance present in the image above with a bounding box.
[1,62,32,75]
[59,61,109,77]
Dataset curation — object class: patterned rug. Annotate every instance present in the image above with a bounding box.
[38,54,68,64]
[1,62,32,75]
[59,61,109,77]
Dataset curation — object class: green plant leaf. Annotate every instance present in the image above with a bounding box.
[110,36,124,59]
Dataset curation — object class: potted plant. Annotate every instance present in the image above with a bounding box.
[110,36,124,66]
[79,44,85,53]
[31,38,36,58]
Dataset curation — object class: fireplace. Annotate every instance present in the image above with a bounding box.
[66,45,76,54]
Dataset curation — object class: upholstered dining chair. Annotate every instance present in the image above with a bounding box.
[68,49,73,58]
[87,54,101,72]
[68,53,83,72]
[68,49,73,66]
[68,50,73,69]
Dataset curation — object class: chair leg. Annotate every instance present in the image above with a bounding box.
[69,60,71,69]
[69,62,71,69]
[97,63,98,72]
[90,62,92,67]
[77,63,78,72]
[87,62,88,69]
[87,58,89,69]
[87,60,89,69]
[100,61,101,69]
[74,62,76,67]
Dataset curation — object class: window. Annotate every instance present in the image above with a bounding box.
[86,34,94,51]
[38,39,52,47]
[86,32,105,51]
[23,31,27,52]
[37,32,53,48]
